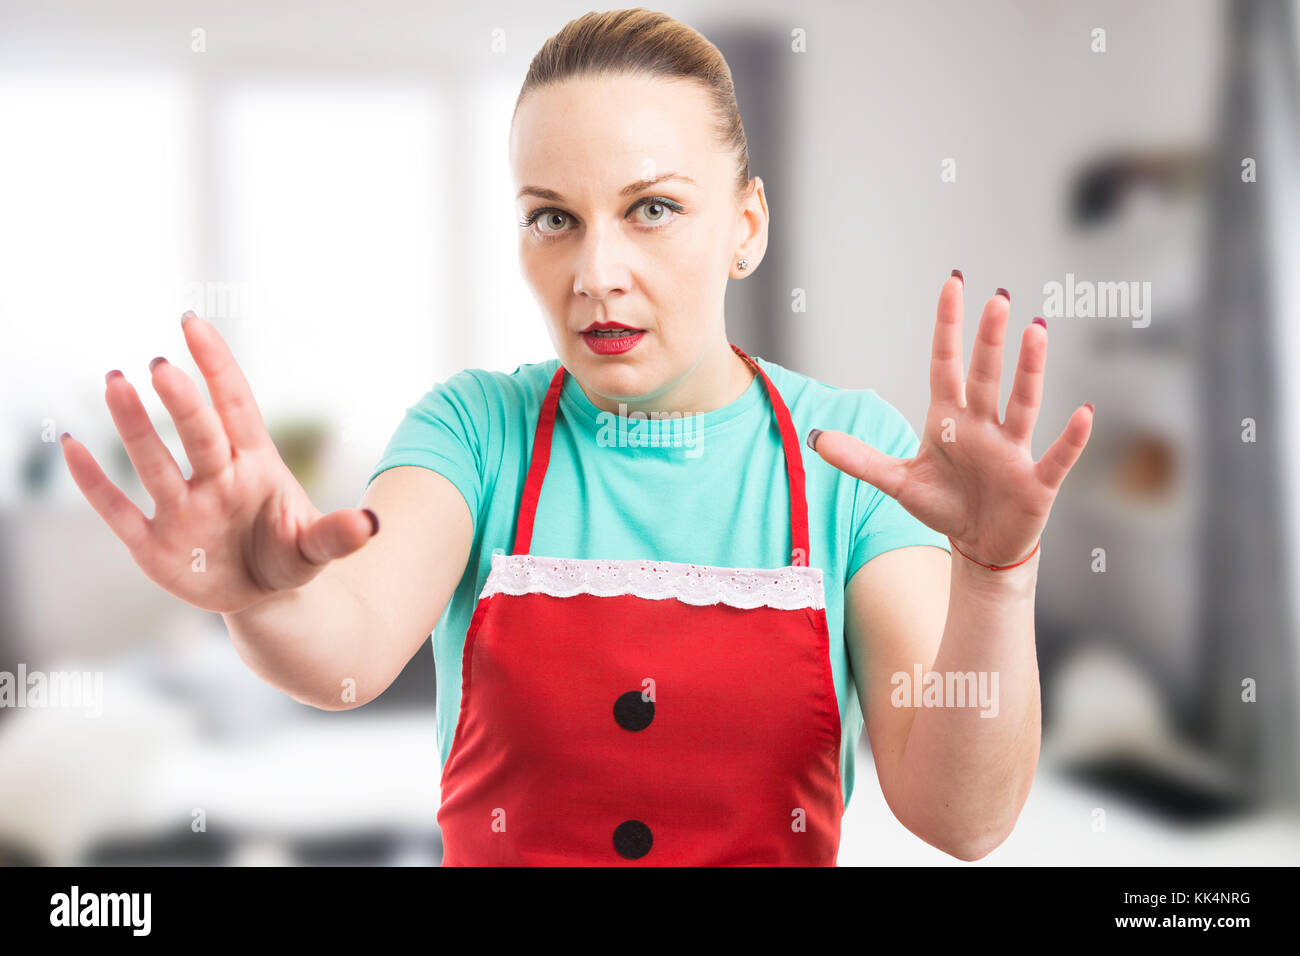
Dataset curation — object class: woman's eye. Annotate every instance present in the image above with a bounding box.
[634,200,671,223]
[631,197,682,225]
[535,212,570,234]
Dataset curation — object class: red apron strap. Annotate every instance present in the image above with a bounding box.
[730,343,811,567]
[510,364,566,556]
[511,346,812,567]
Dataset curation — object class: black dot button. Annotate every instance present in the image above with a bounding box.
[613,690,654,731]
[613,819,653,859]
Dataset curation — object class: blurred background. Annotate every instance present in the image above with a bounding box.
[1,0,1297,865]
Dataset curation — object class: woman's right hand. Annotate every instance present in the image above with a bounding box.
[61,311,379,616]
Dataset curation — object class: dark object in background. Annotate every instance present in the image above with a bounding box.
[0,835,41,867]
[1112,431,1178,500]
[293,826,441,866]
[1070,149,1206,227]
[80,823,442,866]
[1062,749,1250,825]
[83,821,238,866]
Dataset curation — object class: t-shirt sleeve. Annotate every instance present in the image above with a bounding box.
[846,391,951,580]
[366,368,491,533]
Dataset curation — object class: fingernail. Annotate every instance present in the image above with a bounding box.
[951,269,964,285]
[181,310,196,324]
[149,356,167,371]
[1033,316,1047,329]
[1084,401,1094,414]
[59,432,70,443]
[995,288,1010,301]
[806,428,823,451]
[105,369,123,383]
[363,508,380,536]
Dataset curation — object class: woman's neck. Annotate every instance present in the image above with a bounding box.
[577,343,756,417]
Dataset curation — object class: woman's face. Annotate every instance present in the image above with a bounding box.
[509,73,767,410]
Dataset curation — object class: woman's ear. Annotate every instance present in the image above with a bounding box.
[732,176,769,276]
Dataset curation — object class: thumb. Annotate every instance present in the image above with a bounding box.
[298,507,380,567]
[807,429,907,498]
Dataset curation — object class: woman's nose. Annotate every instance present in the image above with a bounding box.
[572,225,631,298]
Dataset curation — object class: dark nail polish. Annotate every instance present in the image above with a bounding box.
[149,356,167,371]
[806,428,822,451]
[363,508,380,536]
[105,369,123,382]
[59,432,70,443]
[995,288,1010,302]
[1033,316,1047,329]
[1084,401,1094,413]
[951,269,963,284]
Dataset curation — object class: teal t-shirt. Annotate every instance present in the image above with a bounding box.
[366,353,951,809]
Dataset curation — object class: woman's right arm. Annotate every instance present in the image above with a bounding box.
[222,465,473,710]
[62,312,474,711]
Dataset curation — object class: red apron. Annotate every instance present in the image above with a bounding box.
[437,344,843,865]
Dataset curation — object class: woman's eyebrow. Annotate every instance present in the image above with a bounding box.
[516,172,697,203]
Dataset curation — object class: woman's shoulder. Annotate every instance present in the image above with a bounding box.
[424,358,561,413]
[445,357,560,394]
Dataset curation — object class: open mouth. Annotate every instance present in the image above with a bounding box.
[581,327,646,354]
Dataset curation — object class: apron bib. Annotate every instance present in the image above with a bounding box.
[437,344,843,865]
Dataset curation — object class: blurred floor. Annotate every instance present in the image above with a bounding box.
[841,742,1300,866]
[5,662,1297,865]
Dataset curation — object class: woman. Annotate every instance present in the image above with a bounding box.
[60,8,1092,865]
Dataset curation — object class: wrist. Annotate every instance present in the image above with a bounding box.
[948,536,1040,600]
[948,535,1040,571]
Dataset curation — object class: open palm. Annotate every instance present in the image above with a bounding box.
[809,272,1093,568]
[60,312,379,614]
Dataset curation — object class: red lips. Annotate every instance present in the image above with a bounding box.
[580,321,642,332]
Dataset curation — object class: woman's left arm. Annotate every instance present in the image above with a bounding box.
[844,541,1038,861]
[813,272,1093,860]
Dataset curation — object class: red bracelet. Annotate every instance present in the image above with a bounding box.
[948,536,1041,571]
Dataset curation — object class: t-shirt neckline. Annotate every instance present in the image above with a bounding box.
[557,357,768,437]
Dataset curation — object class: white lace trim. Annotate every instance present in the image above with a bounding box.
[480,553,825,611]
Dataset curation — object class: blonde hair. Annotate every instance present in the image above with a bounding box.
[513,8,751,197]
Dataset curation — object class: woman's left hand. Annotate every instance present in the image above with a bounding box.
[807,272,1093,568]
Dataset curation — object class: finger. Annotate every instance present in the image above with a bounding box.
[1003,318,1048,445]
[930,272,965,406]
[149,356,232,479]
[965,289,1011,421]
[60,433,151,551]
[1034,403,1094,491]
[104,370,186,504]
[181,313,274,454]
[808,429,908,499]
[298,507,380,567]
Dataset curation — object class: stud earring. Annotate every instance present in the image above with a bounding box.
[736,258,748,271]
